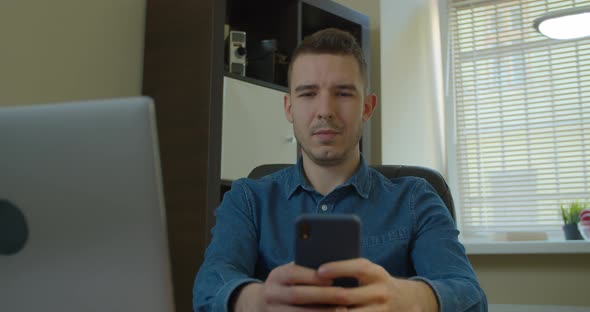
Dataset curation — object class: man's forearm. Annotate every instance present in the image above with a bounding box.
[231,283,263,312]
[402,279,439,312]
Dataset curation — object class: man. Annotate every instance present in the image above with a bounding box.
[194,28,487,311]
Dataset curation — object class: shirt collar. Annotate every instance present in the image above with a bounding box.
[286,154,371,199]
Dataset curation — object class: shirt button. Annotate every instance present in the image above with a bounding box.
[321,204,328,212]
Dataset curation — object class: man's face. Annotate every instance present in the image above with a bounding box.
[284,53,374,166]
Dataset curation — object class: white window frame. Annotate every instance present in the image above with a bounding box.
[441,0,590,243]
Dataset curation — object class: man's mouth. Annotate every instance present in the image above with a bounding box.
[313,129,340,140]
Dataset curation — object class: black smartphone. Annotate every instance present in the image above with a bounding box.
[294,214,361,287]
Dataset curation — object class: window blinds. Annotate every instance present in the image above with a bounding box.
[447,0,590,236]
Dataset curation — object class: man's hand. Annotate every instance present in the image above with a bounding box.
[232,262,345,312]
[317,258,439,312]
[232,259,439,311]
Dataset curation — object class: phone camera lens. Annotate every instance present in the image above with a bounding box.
[299,223,310,240]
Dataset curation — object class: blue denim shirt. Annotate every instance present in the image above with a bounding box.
[193,157,487,311]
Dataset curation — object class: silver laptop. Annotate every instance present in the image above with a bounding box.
[0,97,175,311]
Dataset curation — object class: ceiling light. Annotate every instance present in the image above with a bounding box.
[533,6,590,40]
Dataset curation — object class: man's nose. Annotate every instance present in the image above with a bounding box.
[317,93,335,120]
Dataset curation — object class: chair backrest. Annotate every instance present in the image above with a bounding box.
[248,164,455,221]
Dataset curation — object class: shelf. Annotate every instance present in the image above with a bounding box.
[225,0,369,89]
[224,72,288,93]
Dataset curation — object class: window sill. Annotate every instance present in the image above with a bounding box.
[463,240,590,255]
[489,304,590,312]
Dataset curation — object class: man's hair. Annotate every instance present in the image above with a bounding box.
[287,28,368,93]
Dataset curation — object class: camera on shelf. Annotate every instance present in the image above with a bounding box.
[227,30,247,76]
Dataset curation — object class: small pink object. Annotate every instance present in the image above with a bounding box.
[580,209,590,225]
[579,209,590,241]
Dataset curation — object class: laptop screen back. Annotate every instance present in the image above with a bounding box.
[0,97,174,311]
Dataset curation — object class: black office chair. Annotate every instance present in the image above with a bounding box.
[248,164,455,221]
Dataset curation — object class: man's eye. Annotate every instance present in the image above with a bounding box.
[336,92,353,97]
[299,92,315,97]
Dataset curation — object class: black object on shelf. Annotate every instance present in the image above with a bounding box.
[247,39,288,86]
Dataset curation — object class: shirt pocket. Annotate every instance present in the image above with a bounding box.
[361,228,412,275]
[361,227,410,247]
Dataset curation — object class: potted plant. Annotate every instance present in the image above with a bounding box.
[560,201,585,240]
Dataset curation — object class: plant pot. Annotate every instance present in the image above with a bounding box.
[563,223,583,240]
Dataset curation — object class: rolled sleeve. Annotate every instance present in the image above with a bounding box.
[410,276,487,312]
[193,180,260,312]
[211,278,261,312]
[410,180,488,312]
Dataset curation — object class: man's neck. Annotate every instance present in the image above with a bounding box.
[302,151,361,196]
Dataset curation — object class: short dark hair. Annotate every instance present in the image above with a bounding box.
[288,28,368,93]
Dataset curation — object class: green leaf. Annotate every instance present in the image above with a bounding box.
[560,204,567,224]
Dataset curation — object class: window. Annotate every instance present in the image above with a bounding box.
[447,0,590,238]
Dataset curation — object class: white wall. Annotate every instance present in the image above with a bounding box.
[380,0,446,173]
[0,0,145,107]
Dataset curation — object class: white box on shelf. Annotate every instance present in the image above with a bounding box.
[221,76,297,181]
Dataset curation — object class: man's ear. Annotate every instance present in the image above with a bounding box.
[284,94,294,123]
[362,94,377,122]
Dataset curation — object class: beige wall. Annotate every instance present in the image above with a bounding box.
[0,0,145,107]
[470,254,590,306]
[333,0,381,165]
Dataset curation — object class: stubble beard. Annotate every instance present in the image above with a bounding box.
[295,121,363,167]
